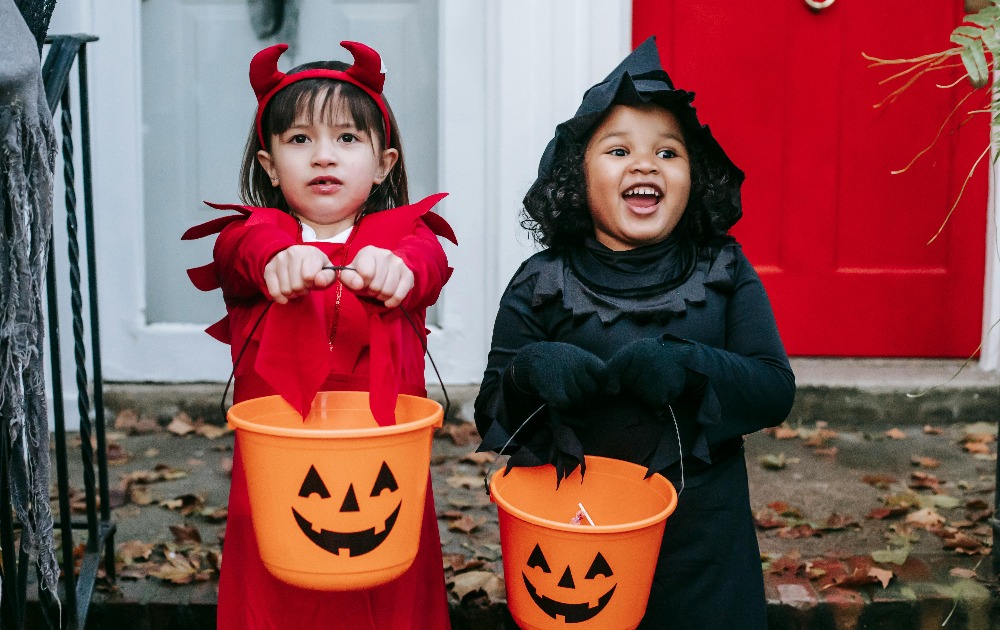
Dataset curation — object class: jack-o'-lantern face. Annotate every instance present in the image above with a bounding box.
[290,461,400,557]
[522,543,617,623]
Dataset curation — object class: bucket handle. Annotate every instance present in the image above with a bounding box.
[482,403,686,498]
[482,402,548,495]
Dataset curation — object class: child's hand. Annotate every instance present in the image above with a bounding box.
[263,245,337,304]
[339,246,414,308]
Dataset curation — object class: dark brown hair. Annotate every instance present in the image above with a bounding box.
[239,60,408,214]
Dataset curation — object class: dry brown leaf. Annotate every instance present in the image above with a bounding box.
[772,426,799,440]
[812,447,839,457]
[446,514,486,534]
[118,540,155,561]
[160,494,206,516]
[949,567,978,579]
[869,567,894,588]
[167,413,195,436]
[885,428,907,440]
[861,474,897,488]
[196,424,231,440]
[867,506,909,520]
[169,524,203,544]
[923,424,944,435]
[436,423,480,446]
[114,409,139,433]
[449,570,505,602]
[905,507,945,529]
[963,442,992,455]
[129,485,155,506]
[460,451,496,465]
[445,475,482,490]
[910,455,940,469]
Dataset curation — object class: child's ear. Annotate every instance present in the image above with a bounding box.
[375,148,399,184]
[257,150,280,187]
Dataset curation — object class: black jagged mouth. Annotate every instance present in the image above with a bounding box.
[522,572,617,623]
[291,503,401,556]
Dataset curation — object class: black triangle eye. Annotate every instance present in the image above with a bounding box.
[584,552,613,579]
[370,461,398,496]
[526,544,551,573]
[298,465,331,498]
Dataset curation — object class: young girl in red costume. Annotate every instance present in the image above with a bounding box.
[183,41,456,629]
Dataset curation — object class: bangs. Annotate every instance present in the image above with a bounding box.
[261,81,386,148]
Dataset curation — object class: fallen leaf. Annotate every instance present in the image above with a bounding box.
[448,570,505,602]
[885,428,907,440]
[871,546,910,565]
[862,474,897,488]
[910,455,940,469]
[160,494,206,516]
[963,442,992,455]
[167,413,195,436]
[822,513,859,531]
[169,524,202,544]
[869,567,894,588]
[460,451,495,465]
[118,540,155,562]
[923,424,944,435]
[759,453,790,470]
[777,524,820,539]
[196,424,231,440]
[813,447,839,457]
[436,423,480,446]
[445,475,482,490]
[867,506,909,520]
[772,426,799,440]
[905,508,945,529]
[764,551,802,576]
[909,471,942,493]
[446,514,486,534]
[949,567,978,579]
[114,409,139,433]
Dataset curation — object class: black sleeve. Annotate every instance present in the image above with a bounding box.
[677,250,795,445]
[473,265,552,447]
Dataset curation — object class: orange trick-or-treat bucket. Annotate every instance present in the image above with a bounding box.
[227,391,443,590]
[489,456,677,630]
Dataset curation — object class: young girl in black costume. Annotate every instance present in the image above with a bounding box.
[474,37,795,629]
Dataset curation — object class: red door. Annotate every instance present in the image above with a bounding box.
[633,1,987,357]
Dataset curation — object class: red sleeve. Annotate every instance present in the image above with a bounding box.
[393,218,453,311]
[214,209,299,297]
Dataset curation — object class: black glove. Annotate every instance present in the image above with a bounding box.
[507,341,607,409]
[607,337,692,409]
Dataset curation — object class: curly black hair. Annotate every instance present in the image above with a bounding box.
[521,104,741,250]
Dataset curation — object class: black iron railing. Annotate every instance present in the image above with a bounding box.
[0,33,113,630]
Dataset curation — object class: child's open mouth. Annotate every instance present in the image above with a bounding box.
[309,176,343,192]
[622,184,662,211]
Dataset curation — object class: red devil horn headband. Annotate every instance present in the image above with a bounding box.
[250,41,391,147]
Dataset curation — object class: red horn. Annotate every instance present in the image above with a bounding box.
[342,41,385,93]
[250,44,289,102]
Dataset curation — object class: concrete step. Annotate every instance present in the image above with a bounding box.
[100,358,999,428]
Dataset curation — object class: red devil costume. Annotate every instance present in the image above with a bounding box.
[184,42,456,629]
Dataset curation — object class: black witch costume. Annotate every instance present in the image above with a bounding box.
[474,38,794,629]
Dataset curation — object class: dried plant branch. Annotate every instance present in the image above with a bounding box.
[927,144,990,245]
